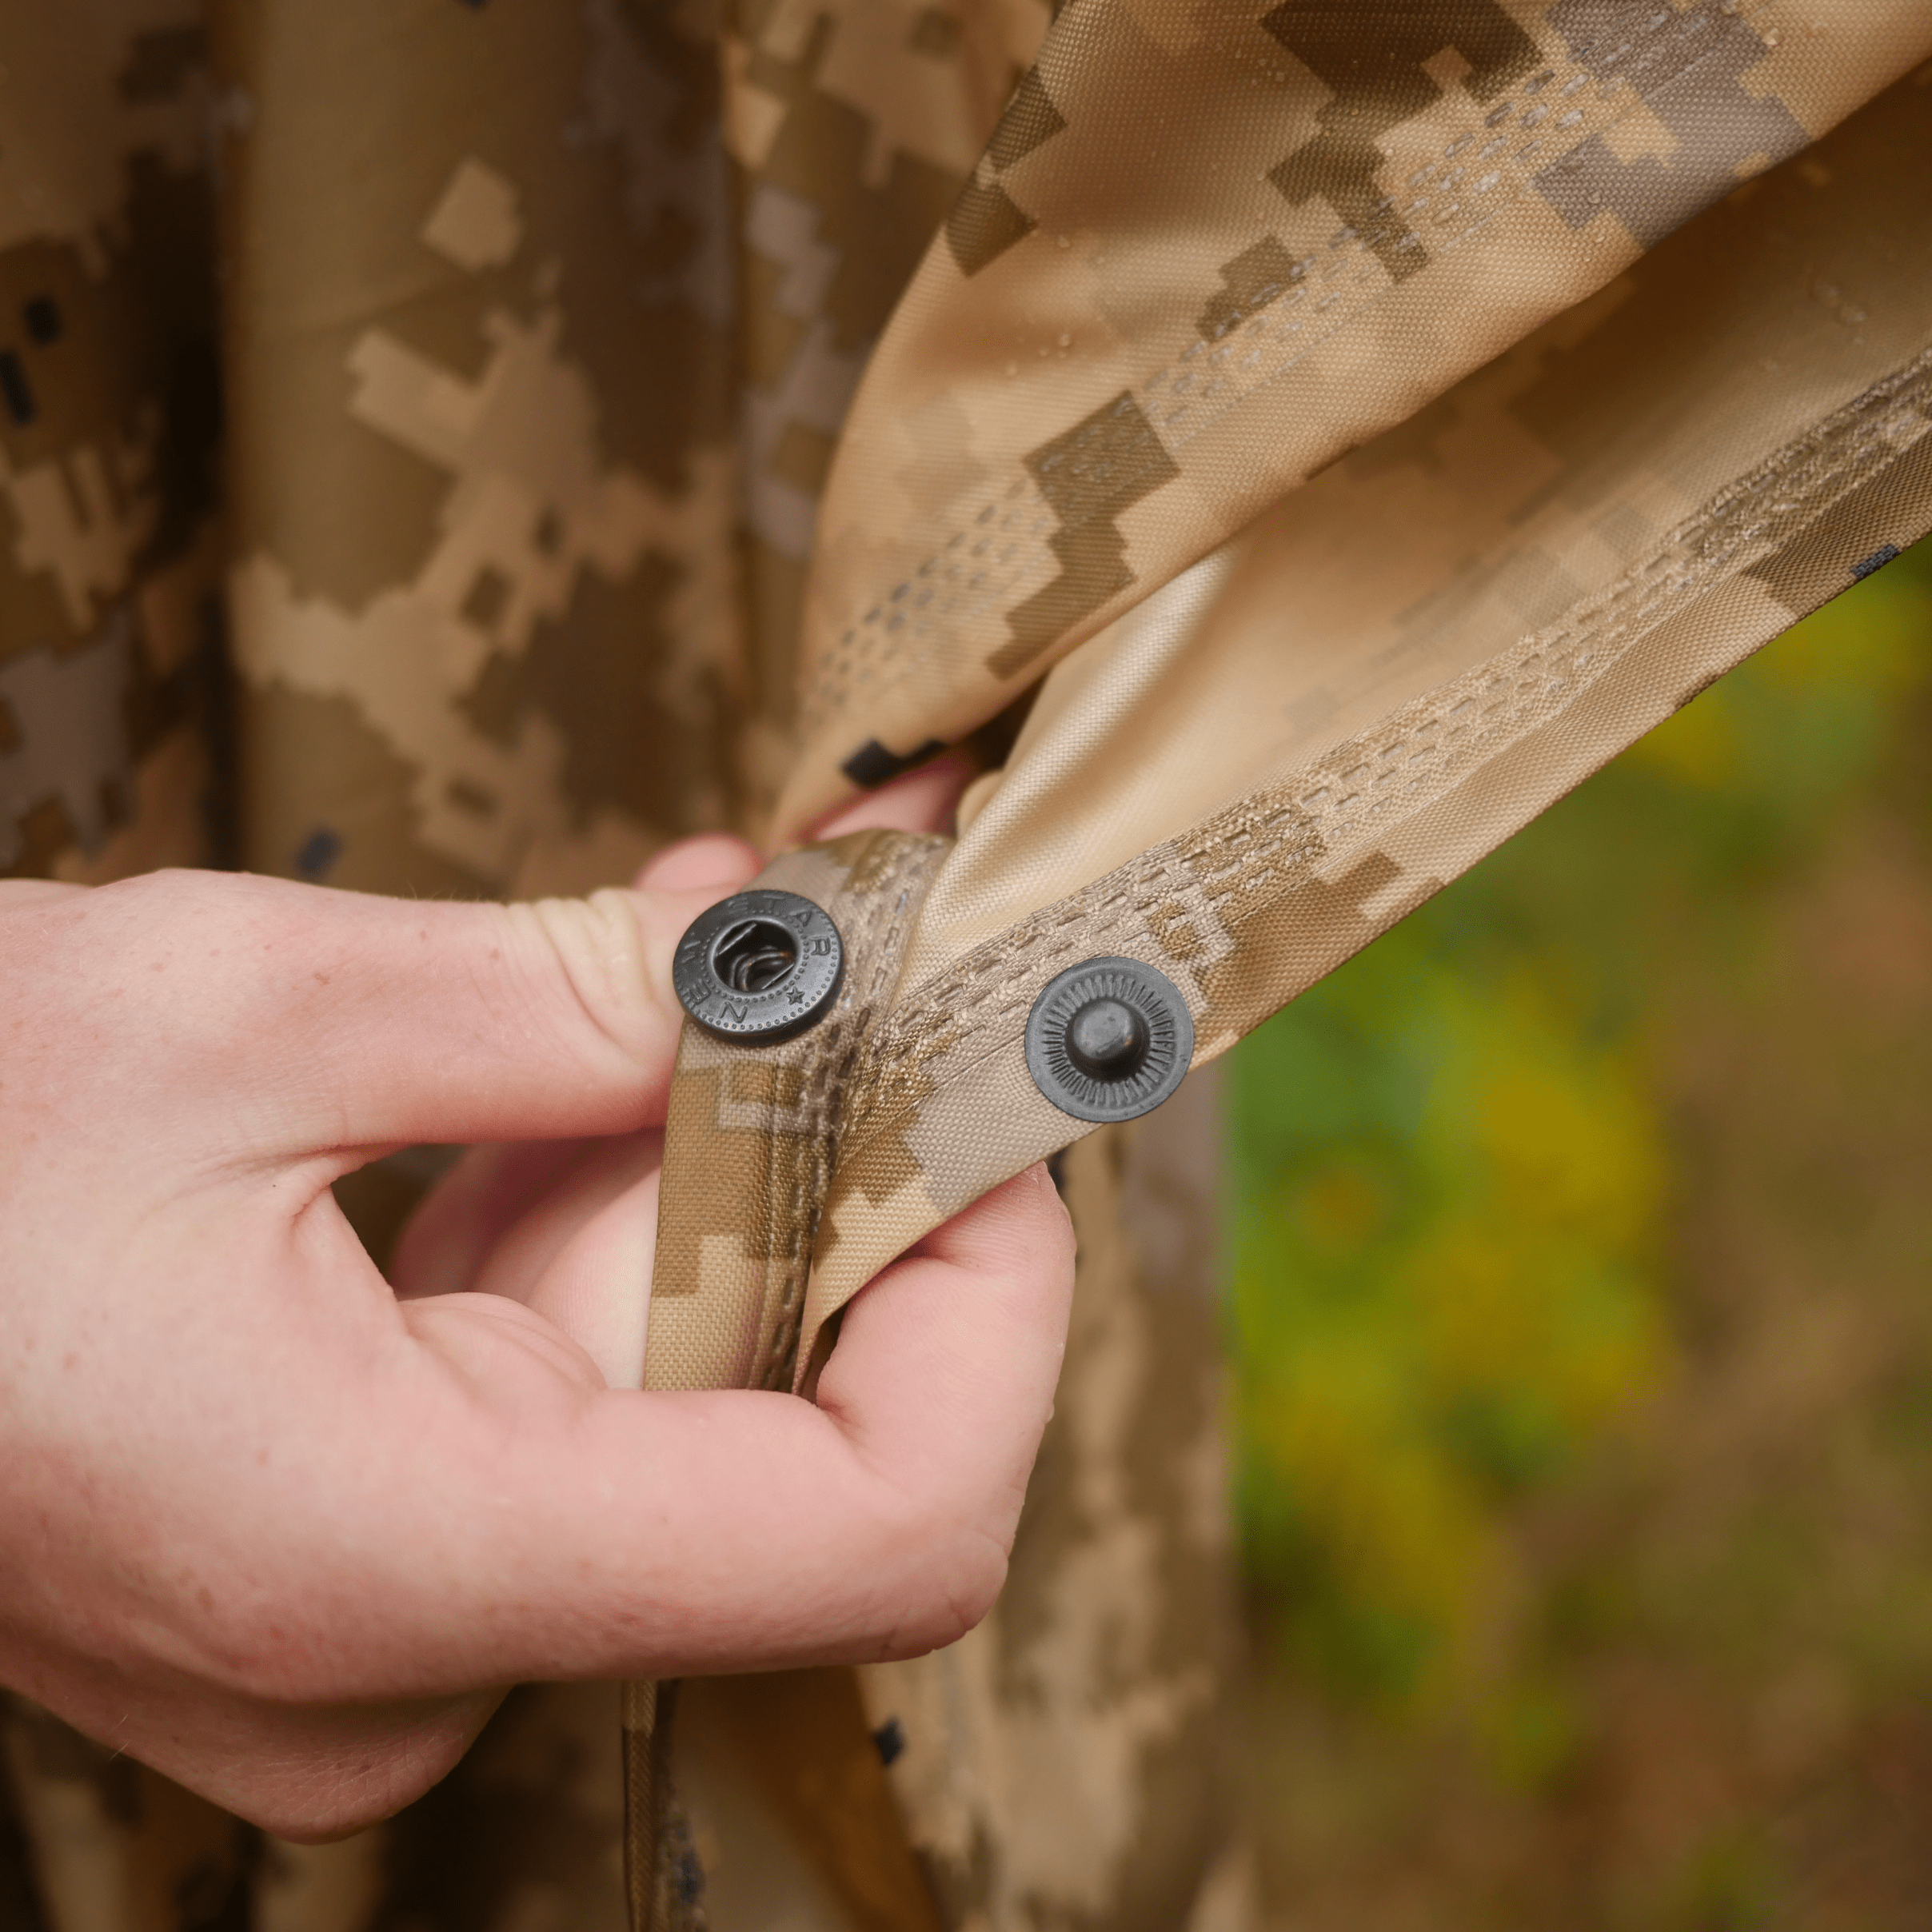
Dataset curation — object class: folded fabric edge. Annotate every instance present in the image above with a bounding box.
[792,349,1932,1385]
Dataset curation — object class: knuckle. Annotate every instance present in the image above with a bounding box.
[865,1490,1012,1655]
[928,1535,1008,1639]
[881,1537,1009,1659]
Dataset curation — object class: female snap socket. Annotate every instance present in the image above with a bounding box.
[673,888,845,1042]
[1024,956,1193,1124]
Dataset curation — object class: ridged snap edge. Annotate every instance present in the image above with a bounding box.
[673,889,845,1043]
[1024,956,1193,1124]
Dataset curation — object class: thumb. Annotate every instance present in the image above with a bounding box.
[14,864,754,1159]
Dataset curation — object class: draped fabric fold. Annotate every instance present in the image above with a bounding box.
[778,0,1932,836]
[768,37,1932,1410]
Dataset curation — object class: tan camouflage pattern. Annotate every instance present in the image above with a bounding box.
[0,2,224,888]
[678,1669,946,1932]
[779,0,1932,832]
[216,0,744,899]
[647,831,952,1395]
[639,1068,1247,1932]
[216,0,1047,900]
[2,0,1930,1930]
[622,1679,704,1932]
[0,1,1238,1929]
[778,54,1932,1391]
[629,828,951,1930]
[855,1066,1251,1932]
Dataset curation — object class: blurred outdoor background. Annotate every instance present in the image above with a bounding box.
[1224,535,1932,1930]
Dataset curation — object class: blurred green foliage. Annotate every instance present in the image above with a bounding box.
[1227,537,1932,1734]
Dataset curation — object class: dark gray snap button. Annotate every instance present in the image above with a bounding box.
[673,889,844,1043]
[1024,956,1193,1124]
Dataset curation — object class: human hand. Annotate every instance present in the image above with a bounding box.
[391,754,981,1379]
[0,834,1072,1836]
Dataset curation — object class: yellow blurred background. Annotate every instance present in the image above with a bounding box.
[1227,537,1932,1930]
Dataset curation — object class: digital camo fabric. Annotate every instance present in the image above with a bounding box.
[762,10,1932,1387]
[0,3,222,889]
[852,1067,1247,1932]
[0,2,1240,1931]
[217,0,1044,901]
[625,829,949,1932]
[638,996,1242,1932]
[780,0,1932,831]
[0,2,1928,1932]
[655,7,1932,1914]
[631,829,1243,1932]
[646,832,952,1398]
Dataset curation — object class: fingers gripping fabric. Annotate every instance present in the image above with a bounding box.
[626,828,953,1932]
[646,830,953,1392]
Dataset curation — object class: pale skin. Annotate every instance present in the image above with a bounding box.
[0,764,1074,1839]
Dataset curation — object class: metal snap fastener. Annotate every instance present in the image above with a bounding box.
[673,889,844,1043]
[1024,956,1193,1124]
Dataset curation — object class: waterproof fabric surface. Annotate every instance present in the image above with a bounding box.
[1,2,1930,1930]
[772,0,1932,1379]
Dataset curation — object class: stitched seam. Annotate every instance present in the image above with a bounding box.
[834,347,1932,1157]
[802,0,1794,734]
[753,836,948,1389]
[757,856,885,1389]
